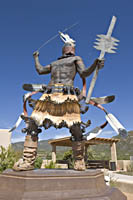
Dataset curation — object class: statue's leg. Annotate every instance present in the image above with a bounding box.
[13,117,40,171]
[70,124,86,171]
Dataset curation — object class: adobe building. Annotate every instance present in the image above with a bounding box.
[0,129,12,148]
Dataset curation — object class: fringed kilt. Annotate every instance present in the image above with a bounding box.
[31,92,81,128]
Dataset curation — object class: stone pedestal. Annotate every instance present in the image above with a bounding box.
[0,169,127,200]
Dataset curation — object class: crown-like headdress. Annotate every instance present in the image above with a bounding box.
[59,31,76,47]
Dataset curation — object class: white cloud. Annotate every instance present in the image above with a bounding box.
[98,130,117,138]
[53,133,71,139]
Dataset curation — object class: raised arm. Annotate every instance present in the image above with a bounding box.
[33,51,51,75]
[75,57,104,78]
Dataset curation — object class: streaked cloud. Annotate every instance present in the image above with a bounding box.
[11,135,25,143]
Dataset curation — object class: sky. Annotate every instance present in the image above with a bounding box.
[0,0,132,143]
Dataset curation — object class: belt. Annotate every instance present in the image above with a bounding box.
[44,85,80,96]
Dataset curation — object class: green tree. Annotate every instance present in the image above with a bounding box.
[62,150,74,168]
[86,148,95,160]
[46,152,52,160]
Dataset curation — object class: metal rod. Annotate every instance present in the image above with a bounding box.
[37,21,79,51]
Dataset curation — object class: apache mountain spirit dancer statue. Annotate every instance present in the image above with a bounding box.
[11,16,128,171]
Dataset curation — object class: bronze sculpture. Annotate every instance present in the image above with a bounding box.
[12,16,128,171]
[13,40,104,171]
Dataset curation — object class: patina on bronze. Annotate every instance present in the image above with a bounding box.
[13,33,104,171]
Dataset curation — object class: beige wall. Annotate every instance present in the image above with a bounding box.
[117,160,131,171]
[0,129,11,148]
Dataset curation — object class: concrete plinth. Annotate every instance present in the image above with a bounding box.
[0,169,127,200]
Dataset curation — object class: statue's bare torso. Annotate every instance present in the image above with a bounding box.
[50,56,79,85]
[34,55,99,86]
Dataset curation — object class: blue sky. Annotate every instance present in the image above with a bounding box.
[0,0,132,142]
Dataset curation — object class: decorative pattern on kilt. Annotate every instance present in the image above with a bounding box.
[31,93,81,127]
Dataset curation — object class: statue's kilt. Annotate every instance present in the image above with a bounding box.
[31,92,81,128]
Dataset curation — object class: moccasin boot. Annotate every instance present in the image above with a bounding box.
[72,141,86,171]
[13,135,38,171]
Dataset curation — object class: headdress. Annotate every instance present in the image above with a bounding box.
[59,32,76,55]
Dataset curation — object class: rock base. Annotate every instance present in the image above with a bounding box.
[0,169,127,200]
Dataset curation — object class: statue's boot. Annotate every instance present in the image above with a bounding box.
[13,135,38,171]
[72,141,86,171]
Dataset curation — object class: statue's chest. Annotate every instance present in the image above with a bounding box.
[51,57,76,73]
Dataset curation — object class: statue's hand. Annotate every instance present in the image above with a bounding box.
[95,58,104,70]
[33,51,39,57]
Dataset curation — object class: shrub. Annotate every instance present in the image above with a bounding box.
[127,163,133,172]
[0,145,21,173]
[45,161,56,169]
[34,156,43,169]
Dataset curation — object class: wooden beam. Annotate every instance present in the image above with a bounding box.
[85,145,88,162]
[110,142,117,169]
[52,144,56,163]
[48,137,119,147]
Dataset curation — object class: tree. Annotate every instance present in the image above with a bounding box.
[63,150,74,168]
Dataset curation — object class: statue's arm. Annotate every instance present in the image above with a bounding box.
[33,51,51,75]
[75,57,104,78]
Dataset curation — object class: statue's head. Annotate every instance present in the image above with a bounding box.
[59,32,75,56]
[62,43,75,56]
